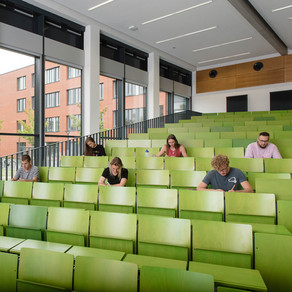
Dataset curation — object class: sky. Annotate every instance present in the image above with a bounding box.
[0,48,34,75]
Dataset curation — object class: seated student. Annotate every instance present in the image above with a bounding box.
[197,155,253,193]
[98,157,128,187]
[156,134,187,157]
[245,132,282,158]
[12,154,39,182]
[84,137,106,156]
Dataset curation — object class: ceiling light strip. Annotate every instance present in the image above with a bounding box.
[88,0,114,11]
[156,26,217,44]
[142,0,212,25]
[272,5,292,12]
[198,52,250,64]
[192,37,252,52]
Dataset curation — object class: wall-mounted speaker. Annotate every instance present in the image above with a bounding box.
[253,62,264,71]
[209,69,217,78]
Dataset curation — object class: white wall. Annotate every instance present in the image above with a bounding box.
[193,81,292,113]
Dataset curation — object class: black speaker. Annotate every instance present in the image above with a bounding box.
[253,62,263,71]
[209,69,217,78]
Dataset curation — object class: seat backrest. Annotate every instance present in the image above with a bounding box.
[111,147,135,157]
[215,147,244,158]
[247,172,291,189]
[232,138,255,148]
[277,146,292,158]
[60,156,84,167]
[196,132,220,140]
[109,156,135,169]
[0,252,18,292]
[148,128,168,134]
[137,187,178,217]
[47,207,90,246]
[204,139,233,148]
[179,190,224,221]
[136,157,164,170]
[149,132,169,140]
[99,185,136,213]
[255,178,292,200]
[0,202,10,227]
[32,182,64,204]
[128,133,149,140]
[128,139,151,148]
[138,215,191,261]
[164,157,194,171]
[135,147,160,157]
[75,167,103,184]
[186,147,214,158]
[210,126,233,132]
[18,248,73,291]
[254,233,292,292]
[136,169,170,188]
[3,181,33,204]
[225,192,276,224]
[48,167,76,183]
[105,140,127,156]
[192,220,253,268]
[63,183,98,209]
[74,256,138,292]
[170,170,206,189]
[83,156,109,168]
[220,132,246,139]
[277,200,292,233]
[139,266,214,292]
[195,157,213,171]
[264,158,292,173]
[229,158,264,172]
[38,166,49,182]
[90,211,137,253]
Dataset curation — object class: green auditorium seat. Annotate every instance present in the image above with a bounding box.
[165,123,183,128]
[277,147,292,158]
[63,183,98,210]
[179,189,224,221]
[164,157,194,171]
[74,257,138,292]
[168,127,188,134]
[233,126,258,132]
[204,139,233,148]
[126,168,136,187]
[60,155,83,167]
[189,261,267,292]
[0,236,25,252]
[225,192,276,224]
[46,207,90,246]
[136,169,170,188]
[137,187,178,217]
[210,126,233,132]
[215,147,244,158]
[188,126,210,132]
[0,180,3,196]
[180,139,204,148]
[90,211,137,254]
[105,140,127,156]
[111,147,135,157]
[195,157,213,171]
[83,156,108,168]
[274,131,292,139]
[66,245,125,261]
[170,170,207,189]
[277,200,292,233]
[2,181,33,204]
[174,132,195,140]
[135,147,160,157]
[264,158,292,173]
[192,220,253,268]
[255,178,292,200]
[48,167,75,184]
[128,133,149,139]
[151,140,166,148]
[148,128,168,134]
[247,172,290,190]
[139,266,214,292]
[31,182,64,207]
[75,167,103,184]
[220,132,246,139]
[17,248,74,292]
[0,252,18,292]
[0,202,10,236]
[270,138,292,148]
[6,204,48,240]
[38,166,49,182]
[99,185,136,213]
[128,139,151,148]
[232,138,255,148]
[186,147,214,158]
[255,233,292,292]
[196,132,220,140]
[257,125,283,132]
[124,254,187,270]
[138,215,191,261]
[229,158,264,173]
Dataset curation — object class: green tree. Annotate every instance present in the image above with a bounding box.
[99,107,108,131]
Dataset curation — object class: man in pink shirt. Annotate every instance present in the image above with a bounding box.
[245,132,282,158]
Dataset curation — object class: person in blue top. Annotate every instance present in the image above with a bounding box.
[197,155,253,193]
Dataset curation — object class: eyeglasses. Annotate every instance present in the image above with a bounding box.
[258,139,269,143]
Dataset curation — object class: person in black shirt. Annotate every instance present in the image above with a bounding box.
[98,157,128,186]
[84,137,106,156]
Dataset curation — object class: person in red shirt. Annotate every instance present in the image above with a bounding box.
[156,134,187,157]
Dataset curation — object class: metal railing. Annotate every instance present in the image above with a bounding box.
[0,110,201,180]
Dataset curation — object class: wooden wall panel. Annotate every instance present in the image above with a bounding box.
[285,68,292,82]
[197,77,236,93]
[285,55,292,68]
[197,65,236,82]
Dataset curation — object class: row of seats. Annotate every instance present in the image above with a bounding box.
[1,185,292,230]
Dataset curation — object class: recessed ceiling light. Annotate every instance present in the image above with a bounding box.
[142,0,212,25]
[271,5,292,12]
[198,52,251,64]
[156,26,216,44]
[192,37,252,52]
[88,0,114,11]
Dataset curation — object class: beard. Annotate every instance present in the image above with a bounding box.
[257,141,268,149]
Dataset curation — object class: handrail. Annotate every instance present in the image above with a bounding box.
[0,110,201,180]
